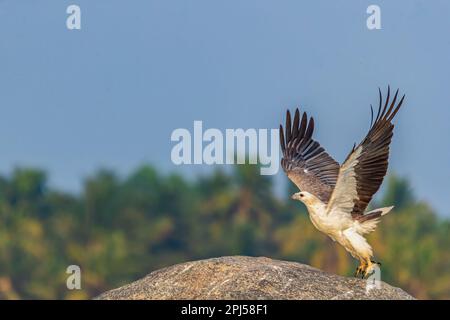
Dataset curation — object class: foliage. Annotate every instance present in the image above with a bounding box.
[0,165,448,299]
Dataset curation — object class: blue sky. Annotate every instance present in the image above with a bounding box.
[0,1,449,216]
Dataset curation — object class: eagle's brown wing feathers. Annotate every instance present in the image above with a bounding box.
[280,109,340,203]
[327,86,405,219]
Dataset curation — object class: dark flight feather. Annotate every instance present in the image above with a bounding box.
[343,86,406,218]
[280,108,340,203]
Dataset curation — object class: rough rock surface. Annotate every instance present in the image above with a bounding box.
[96,256,414,300]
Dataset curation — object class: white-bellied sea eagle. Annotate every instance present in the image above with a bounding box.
[279,86,405,278]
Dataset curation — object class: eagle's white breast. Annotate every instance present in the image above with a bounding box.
[305,201,373,260]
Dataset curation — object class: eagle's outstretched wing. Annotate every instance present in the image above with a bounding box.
[327,86,405,219]
[280,109,340,203]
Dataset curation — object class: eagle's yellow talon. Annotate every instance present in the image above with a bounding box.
[354,262,366,278]
[361,260,381,279]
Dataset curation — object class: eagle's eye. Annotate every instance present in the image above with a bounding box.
[300,193,304,198]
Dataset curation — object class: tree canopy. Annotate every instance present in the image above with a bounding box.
[0,165,448,299]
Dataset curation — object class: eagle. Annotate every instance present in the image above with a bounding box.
[279,87,405,278]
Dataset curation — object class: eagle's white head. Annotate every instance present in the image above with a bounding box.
[291,191,321,207]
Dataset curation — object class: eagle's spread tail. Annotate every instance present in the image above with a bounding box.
[355,206,394,234]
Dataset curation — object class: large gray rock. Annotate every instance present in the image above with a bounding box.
[96,256,414,300]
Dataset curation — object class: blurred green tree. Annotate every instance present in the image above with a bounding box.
[0,165,448,299]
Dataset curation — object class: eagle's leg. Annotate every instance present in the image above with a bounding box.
[361,260,381,279]
[354,265,361,277]
[354,260,366,277]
